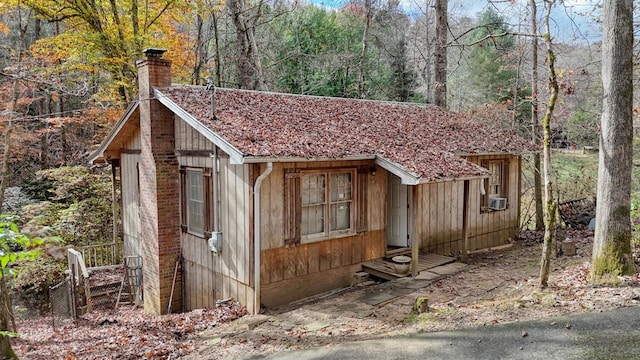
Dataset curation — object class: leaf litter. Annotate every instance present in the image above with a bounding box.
[14,302,247,359]
[13,230,640,359]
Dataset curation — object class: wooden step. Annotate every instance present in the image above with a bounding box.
[362,253,457,281]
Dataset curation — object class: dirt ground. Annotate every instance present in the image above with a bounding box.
[12,229,640,359]
[185,229,640,360]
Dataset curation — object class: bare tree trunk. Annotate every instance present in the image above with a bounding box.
[423,0,433,104]
[0,275,18,359]
[592,0,635,278]
[357,0,373,98]
[228,0,266,90]
[212,11,222,87]
[539,0,559,288]
[192,12,205,85]
[0,79,19,360]
[433,0,447,107]
[531,0,544,231]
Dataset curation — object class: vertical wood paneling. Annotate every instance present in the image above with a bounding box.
[121,153,141,258]
[368,171,386,231]
[319,242,331,271]
[308,244,320,274]
[227,164,238,284]
[177,114,254,311]
[414,155,521,255]
[284,248,297,280]
[296,246,308,276]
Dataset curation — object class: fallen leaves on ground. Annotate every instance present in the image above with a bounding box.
[14,302,247,359]
[185,229,640,360]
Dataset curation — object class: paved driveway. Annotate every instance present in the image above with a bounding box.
[248,305,640,360]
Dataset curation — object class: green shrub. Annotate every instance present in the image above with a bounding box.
[19,165,113,246]
[12,257,66,313]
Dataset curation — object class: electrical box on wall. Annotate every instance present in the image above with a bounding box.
[208,232,223,254]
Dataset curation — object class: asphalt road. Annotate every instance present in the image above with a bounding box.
[246,305,640,360]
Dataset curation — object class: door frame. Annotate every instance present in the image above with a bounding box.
[386,173,412,248]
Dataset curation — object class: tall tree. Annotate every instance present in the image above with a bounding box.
[538,0,559,288]
[531,0,544,230]
[356,0,374,98]
[591,0,635,278]
[372,0,417,102]
[0,80,19,360]
[23,0,184,105]
[433,0,447,107]
[227,0,267,90]
[458,8,516,110]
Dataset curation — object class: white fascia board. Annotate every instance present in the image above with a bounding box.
[89,100,139,164]
[155,89,245,164]
[242,154,376,164]
[375,156,489,185]
[374,157,420,185]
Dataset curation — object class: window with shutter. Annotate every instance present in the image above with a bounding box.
[180,167,214,237]
[481,159,509,212]
[285,168,363,244]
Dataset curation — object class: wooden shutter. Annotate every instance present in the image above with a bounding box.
[356,168,369,233]
[480,160,489,210]
[179,168,187,232]
[283,169,301,246]
[502,160,510,207]
[203,168,214,237]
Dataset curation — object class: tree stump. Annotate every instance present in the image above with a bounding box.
[413,296,429,314]
[562,239,576,256]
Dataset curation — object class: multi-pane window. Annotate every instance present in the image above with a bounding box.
[481,159,509,211]
[180,167,213,237]
[187,169,204,235]
[488,162,503,197]
[301,170,354,240]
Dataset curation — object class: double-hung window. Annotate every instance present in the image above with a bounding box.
[285,168,365,245]
[180,167,213,237]
[301,171,354,241]
[481,159,509,211]
[187,169,204,235]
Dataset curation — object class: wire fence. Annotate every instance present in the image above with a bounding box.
[49,277,74,331]
[47,264,132,330]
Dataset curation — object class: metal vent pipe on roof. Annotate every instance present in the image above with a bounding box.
[206,76,217,121]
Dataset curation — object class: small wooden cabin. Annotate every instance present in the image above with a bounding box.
[91,50,536,315]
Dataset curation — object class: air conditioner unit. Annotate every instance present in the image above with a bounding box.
[489,197,507,211]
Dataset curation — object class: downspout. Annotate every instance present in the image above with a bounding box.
[213,147,221,232]
[253,162,273,314]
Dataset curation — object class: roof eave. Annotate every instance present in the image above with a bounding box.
[155,88,246,164]
[457,151,522,156]
[376,156,489,185]
[241,154,376,164]
[374,157,421,185]
[89,100,139,164]
[415,174,489,185]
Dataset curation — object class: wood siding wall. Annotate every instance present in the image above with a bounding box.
[415,154,521,255]
[121,129,142,259]
[175,117,255,312]
[259,162,386,307]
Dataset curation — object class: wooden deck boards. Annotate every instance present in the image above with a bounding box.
[362,253,456,280]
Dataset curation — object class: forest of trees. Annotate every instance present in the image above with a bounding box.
[0,0,607,183]
[0,0,614,297]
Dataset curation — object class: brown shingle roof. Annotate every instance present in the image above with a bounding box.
[158,86,537,182]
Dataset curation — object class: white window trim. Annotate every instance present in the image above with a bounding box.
[186,168,205,237]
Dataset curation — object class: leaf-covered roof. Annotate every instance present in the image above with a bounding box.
[158,86,537,182]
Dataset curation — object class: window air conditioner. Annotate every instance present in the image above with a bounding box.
[489,197,507,211]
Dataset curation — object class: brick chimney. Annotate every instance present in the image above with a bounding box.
[137,49,181,314]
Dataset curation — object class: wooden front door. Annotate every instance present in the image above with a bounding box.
[386,174,408,247]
